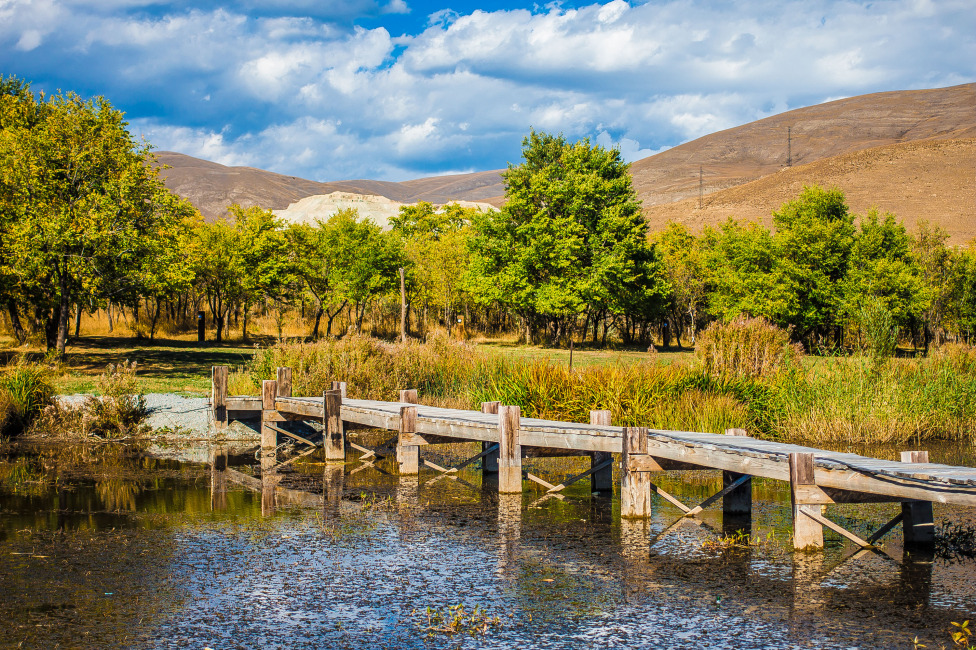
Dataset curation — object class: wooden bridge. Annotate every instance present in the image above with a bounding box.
[211,365,976,550]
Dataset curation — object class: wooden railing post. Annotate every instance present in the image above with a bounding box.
[276,367,292,397]
[481,401,501,474]
[789,452,824,549]
[323,389,344,461]
[398,405,419,474]
[621,426,652,518]
[723,428,752,518]
[901,450,935,546]
[399,389,418,404]
[331,381,347,398]
[211,366,228,429]
[261,380,277,471]
[498,405,522,493]
[589,410,613,494]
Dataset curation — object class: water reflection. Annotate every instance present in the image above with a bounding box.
[0,441,974,649]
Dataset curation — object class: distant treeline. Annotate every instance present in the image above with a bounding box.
[2,78,974,354]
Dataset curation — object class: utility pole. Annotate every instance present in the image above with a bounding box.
[787,126,792,167]
[698,166,703,209]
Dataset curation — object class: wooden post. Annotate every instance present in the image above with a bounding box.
[211,365,228,429]
[210,447,227,511]
[331,381,347,399]
[399,389,418,404]
[723,428,752,518]
[481,401,501,474]
[323,389,344,462]
[498,405,522,493]
[789,452,823,549]
[398,406,419,475]
[589,410,613,494]
[261,380,277,472]
[901,450,935,546]
[620,426,652,518]
[323,464,344,516]
[276,367,292,397]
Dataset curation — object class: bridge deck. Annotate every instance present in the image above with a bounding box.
[261,395,976,507]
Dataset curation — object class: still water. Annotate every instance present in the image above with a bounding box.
[1,439,974,649]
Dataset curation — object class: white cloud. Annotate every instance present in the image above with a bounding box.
[3,0,972,182]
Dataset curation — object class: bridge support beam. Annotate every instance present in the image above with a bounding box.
[260,380,278,472]
[790,452,824,550]
[722,428,752,525]
[211,366,228,429]
[901,451,935,546]
[323,389,344,461]
[481,402,501,474]
[621,426,652,518]
[498,405,522,493]
[398,404,419,475]
[589,410,614,495]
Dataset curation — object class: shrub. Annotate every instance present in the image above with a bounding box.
[695,316,803,380]
[0,363,55,437]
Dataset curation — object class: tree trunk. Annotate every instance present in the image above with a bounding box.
[399,267,407,343]
[7,300,26,344]
[74,303,82,338]
[55,274,71,356]
[107,302,114,333]
[312,306,323,339]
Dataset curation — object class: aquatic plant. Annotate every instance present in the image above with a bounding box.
[936,520,976,562]
[414,603,501,638]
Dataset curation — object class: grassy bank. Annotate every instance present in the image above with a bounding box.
[238,327,976,446]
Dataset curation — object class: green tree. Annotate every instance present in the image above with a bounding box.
[465,130,664,345]
[656,222,710,346]
[0,87,189,354]
[704,219,778,323]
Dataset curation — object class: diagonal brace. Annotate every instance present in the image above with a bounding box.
[265,423,319,448]
[800,508,874,548]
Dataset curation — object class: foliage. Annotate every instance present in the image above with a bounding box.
[0,362,55,437]
[414,603,501,638]
[0,79,192,354]
[465,130,668,344]
[695,316,802,380]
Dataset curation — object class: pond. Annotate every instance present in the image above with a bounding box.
[1,438,974,649]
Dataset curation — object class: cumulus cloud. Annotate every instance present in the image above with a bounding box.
[3,0,972,182]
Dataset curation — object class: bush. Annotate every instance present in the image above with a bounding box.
[0,363,55,437]
[695,316,803,380]
[29,360,150,439]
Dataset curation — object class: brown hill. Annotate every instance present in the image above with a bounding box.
[643,137,976,244]
[630,83,976,208]
[154,152,505,220]
[156,83,974,231]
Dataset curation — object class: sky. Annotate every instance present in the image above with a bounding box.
[1,0,973,182]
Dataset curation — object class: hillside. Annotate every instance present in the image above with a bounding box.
[643,138,975,244]
[156,83,974,236]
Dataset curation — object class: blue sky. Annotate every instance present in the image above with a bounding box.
[1,0,973,182]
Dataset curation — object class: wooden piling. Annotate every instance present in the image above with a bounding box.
[498,405,522,493]
[331,381,347,398]
[481,402,501,474]
[398,405,420,475]
[900,450,935,546]
[261,380,277,472]
[276,367,292,397]
[211,366,228,429]
[323,389,344,461]
[789,452,824,549]
[399,389,418,404]
[589,410,613,494]
[722,428,752,518]
[621,426,652,518]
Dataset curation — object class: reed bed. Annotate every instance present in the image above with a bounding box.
[242,327,976,445]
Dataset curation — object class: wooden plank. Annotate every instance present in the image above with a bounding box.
[589,410,614,494]
[621,427,652,518]
[265,423,317,448]
[651,483,692,514]
[398,406,419,475]
[868,513,904,545]
[790,452,823,549]
[211,366,228,429]
[526,472,559,491]
[323,390,344,462]
[276,367,292,398]
[226,396,262,411]
[688,474,751,516]
[803,508,873,548]
[498,405,522,493]
[547,459,614,493]
[423,459,456,474]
